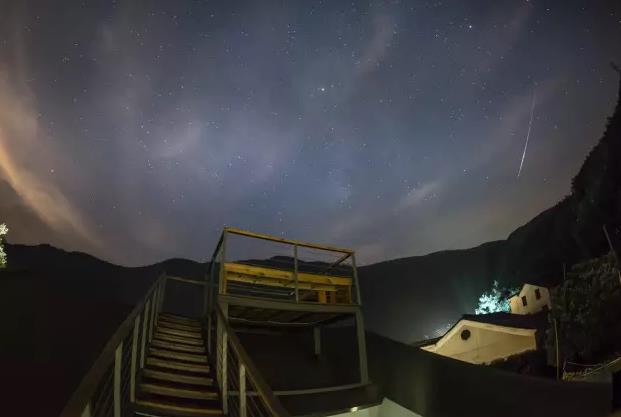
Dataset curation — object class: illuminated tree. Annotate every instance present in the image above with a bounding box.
[475,280,517,314]
[0,223,7,268]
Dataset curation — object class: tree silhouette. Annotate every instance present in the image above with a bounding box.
[0,223,7,268]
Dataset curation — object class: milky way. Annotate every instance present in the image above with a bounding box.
[0,1,620,266]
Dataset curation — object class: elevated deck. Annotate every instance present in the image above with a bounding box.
[207,227,369,387]
[208,228,362,314]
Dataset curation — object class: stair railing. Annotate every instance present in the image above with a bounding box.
[59,274,166,417]
[210,305,290,417]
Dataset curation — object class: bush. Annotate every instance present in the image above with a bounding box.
[547,253,621,363]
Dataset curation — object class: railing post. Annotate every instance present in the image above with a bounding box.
[216,314,221,387]
[220,231,227,295]
[239,363,247,417]
[293,244,299,302]
[158,277,166,314]
[204,264,211,317]
[140,299,151,368]
[351,252,362,305]
[80,403,91,417]
[207,313,212,355]
[113,341,123,417]
[149,289,157,342]
[130,313,140,402]
[222,329,228,415]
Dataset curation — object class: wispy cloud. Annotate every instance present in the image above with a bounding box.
[356,14,397,76]
[0,47,96,246]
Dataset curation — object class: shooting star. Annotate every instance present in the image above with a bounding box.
[517,89,537,178]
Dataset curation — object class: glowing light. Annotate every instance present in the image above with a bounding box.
[475,280,518,314]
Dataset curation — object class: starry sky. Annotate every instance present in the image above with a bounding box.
[0,0,620,267]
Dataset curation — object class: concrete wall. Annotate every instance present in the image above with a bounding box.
[239,327,612,417]
[422,321,537,364]
[509,284,551,315]
[361,330,612,417]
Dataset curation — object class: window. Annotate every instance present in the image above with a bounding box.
[521,296,528,306]
[535,288,541,300]
[461,329,471,341]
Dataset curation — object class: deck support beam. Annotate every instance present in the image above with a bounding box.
[355,309,369,384]
[313,326,321,356]
[239,363,247,417]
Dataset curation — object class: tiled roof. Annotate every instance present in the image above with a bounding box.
[461,311,548,330]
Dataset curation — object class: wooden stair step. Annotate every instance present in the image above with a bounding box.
[140,382,218,401]
[143,368,214,386]
[159,320,203,333]
[135,398,222,417]
[152,339,206,354]
[159,316,201,328]
[158,326,203,340]
[149,347,207,363]
[160,313,201,325]
[147,357,210,374]
[154,332,204,346]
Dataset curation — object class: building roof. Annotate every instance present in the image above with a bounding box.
[461,311,548,330]
[415,311,549,349]
[411,336,441,348]
[507,280,556,299]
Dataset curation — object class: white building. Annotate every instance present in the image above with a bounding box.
[508,283,552,315]
[419,312,546,365]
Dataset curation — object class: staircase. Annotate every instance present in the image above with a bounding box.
[134,313,223,417]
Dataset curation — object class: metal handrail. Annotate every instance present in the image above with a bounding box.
[59,273,166,417]
[214,304,290,417]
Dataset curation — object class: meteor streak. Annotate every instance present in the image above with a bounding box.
[517,89,537,178]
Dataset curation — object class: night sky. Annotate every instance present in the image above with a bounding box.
[1,1,620,266]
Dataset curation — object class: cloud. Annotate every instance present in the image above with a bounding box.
[0,80,95,245]
[356,14,397,76]
[397,181,441,211]
[0,25,96,247]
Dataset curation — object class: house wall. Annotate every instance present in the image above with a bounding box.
[421,321,537,364]
[509,284,551,315]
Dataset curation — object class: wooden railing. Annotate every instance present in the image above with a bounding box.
[59,274,166,417]
[209,305,290,417]
[207,227,362,307]
[60,270,289,417]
